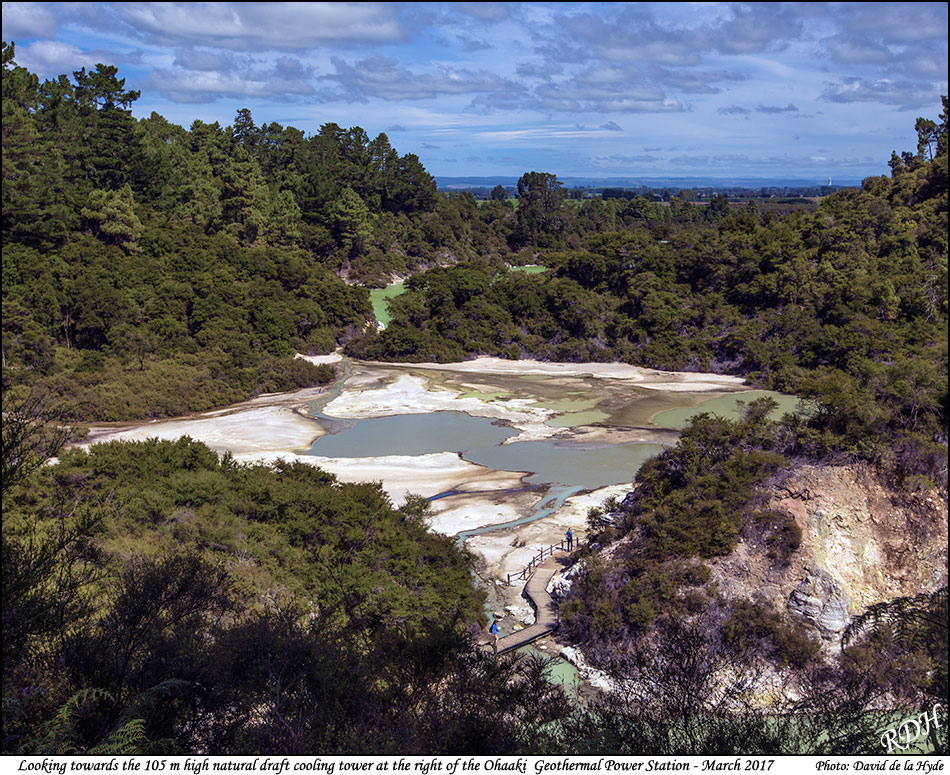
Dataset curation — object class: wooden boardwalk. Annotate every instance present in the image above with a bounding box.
[483,551,569,655]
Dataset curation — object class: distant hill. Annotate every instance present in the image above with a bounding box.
[436,175,862,191]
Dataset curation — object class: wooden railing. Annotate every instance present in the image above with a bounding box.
[505,537,581,586]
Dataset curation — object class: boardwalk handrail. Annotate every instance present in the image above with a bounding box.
[505,537,581,586]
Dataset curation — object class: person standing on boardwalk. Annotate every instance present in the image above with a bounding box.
[566,528,573,551]
[490,620,499,654]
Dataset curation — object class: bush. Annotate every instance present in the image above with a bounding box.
[752,509,802,565]
[721,600,819,669]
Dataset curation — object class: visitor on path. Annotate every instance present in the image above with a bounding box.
[490,620,499,654]
[566,528,573,551]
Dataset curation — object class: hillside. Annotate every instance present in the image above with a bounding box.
[552,453,947,754]
[1,43,510,420]
[723,463,948,634]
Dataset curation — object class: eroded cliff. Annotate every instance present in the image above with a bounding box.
[707,463,948,642]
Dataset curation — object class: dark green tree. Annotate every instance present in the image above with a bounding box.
[512,171,566,248]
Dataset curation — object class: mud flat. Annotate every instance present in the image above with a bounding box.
[81,400,329,455]
[375,356,746,388]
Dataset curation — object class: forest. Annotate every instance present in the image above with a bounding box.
[2,43,948,755]
[350,144,948,487]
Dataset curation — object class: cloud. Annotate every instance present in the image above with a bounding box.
[15,40,112,78]
[541,3,804,70]
[1,2,59,38]
[650,66,746,95]
[422,142,440,149]
[756,104,799,114]
[820,34,893,66]
[592,153,659,165]
[516,61,563,80]
[106,2,407,51]
[469,92,535,113]
[823,4,948,82]
[704,3,802,56]
[458,36,493,52]
[821,77,940,109]
[172,49,234,72]
[551,8,703,66]
[4,0,945,182]
[320,56,523,102]
[451,2,509,22]
[897,42,950,79]
[531,66,688,113]
[476,124,639,142]
[149,56,316,103]
[833,2,948,46]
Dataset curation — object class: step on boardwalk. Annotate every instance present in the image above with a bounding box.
[482,547,573,655]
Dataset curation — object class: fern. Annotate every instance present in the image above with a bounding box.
[88,718,147,755]
[842,586,947,650]
[24,687,113,754]
[20,686,151,755]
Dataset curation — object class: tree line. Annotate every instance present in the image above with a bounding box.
[4,42,834,422]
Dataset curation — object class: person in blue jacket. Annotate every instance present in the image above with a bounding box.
[490,620,499,654]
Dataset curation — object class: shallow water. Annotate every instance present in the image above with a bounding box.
[651,389,802,429]
[599,387,797,428]
[300,361,798,549]
[519,644,581,697]
[464,439,665,489]
[304,411,517,457]
[303,411,664,491]
[546,409,611,427]
[454,482,583,542]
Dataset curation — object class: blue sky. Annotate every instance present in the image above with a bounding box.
[3,2,947,182]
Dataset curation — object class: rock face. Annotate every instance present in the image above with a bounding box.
[786,567,853,638]
[705,464,948,643]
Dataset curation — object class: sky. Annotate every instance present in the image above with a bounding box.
[3,2,947,183]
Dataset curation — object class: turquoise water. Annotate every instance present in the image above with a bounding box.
[519,645,581,697]
[305,411,517,457]
[651,390,802,429]
[455,482,584,542]
[304,411,664,491]
[464,440,665,489]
